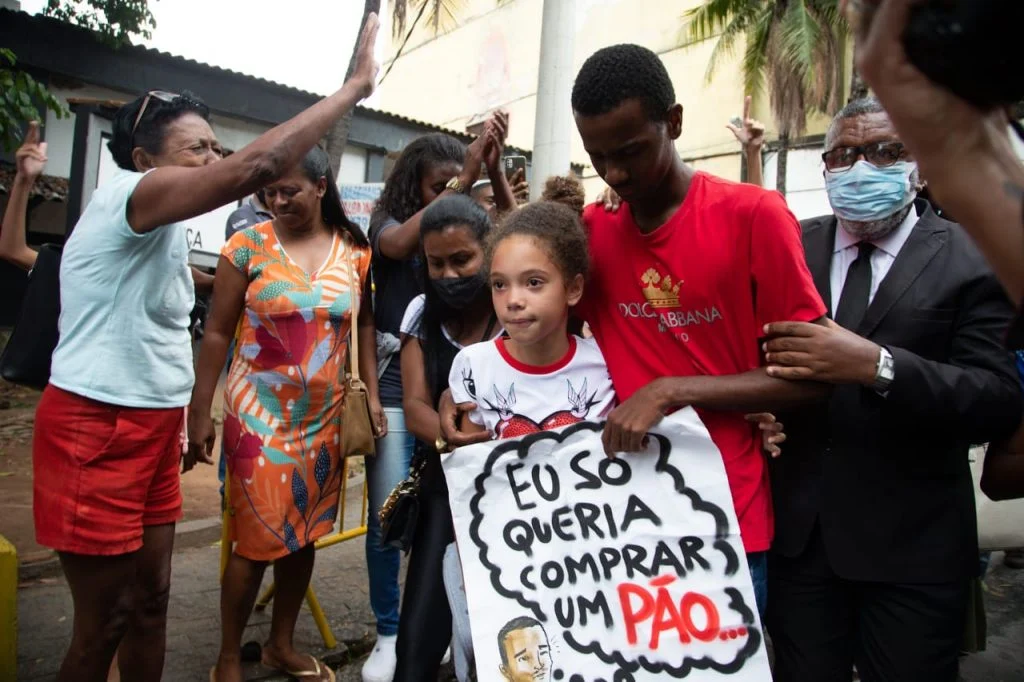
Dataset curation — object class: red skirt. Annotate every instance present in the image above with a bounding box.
[33,385,185,555]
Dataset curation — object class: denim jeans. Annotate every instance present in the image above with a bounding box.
[365,406,415,636]
[747,550,768,624]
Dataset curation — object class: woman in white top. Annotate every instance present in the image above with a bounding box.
[30,17,380,682]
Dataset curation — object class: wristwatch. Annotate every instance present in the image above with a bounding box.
[435,436,451,454]
[873,346,895,392]
[445,176,468,194]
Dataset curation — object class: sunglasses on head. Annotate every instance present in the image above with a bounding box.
[130,90,180,147]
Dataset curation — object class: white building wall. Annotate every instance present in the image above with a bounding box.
[338,145,368,185]
[763,146,832,222]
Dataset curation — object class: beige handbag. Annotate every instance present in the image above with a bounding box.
[340,238,376,458]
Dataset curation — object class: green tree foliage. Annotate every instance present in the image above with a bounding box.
[684,0,848,193]
[1,0,155,151]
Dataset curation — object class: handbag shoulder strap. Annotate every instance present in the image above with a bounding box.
[344,235,361,382]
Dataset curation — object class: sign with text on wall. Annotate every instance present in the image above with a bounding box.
[340,183,384,238]
[442,409,770,681]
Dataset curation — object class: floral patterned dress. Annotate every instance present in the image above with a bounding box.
[221,222,369,561]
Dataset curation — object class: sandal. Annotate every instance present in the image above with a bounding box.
[261,653,335,682]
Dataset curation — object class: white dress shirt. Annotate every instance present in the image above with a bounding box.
[830,205,920,312]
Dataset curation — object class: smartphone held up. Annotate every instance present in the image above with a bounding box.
[503,155,527,182]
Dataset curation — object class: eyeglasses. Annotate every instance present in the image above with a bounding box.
[130,90,180,148]
[822,141,909,173]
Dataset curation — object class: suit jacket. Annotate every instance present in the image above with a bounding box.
[771,200,1022,584]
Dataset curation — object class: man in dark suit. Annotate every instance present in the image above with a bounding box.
[761,98,1022,682]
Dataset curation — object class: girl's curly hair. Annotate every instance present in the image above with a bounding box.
[540,174,586,216]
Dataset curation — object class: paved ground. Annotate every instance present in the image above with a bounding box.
[961,556,1024,681]
[16,474,457,681]
[6,383,1024,681]
[15,531,1024,681]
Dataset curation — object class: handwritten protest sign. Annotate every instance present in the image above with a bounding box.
[340,183,384,237]
[442,409,771,681]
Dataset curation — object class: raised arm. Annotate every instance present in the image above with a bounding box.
[0,122,45,271]
[482,112,518,215]
[376,135,487,261]
[128,15,380,234]
[727,96,766,189]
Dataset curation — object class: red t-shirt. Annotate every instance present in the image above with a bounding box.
[577,172,826,553]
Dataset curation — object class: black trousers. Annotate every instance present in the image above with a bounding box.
[393,463,454,681]
[768,525,968,682]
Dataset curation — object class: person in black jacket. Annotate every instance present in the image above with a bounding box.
[762,98,1022,682]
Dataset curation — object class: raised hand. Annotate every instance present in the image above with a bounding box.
[15,121,47,181]
[483,110,510,172]
[349,13,381,99]
[726,96,766,152]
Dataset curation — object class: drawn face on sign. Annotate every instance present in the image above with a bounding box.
[499,619,552,682]
[463,421,763,679]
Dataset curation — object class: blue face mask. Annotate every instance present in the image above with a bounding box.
[824,160,917,223]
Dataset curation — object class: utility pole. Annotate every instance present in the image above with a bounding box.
[530,0,576,200]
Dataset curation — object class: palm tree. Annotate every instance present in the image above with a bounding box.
[684,0,848,194]
[391,0,468,38]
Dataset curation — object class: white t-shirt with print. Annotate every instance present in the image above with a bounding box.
[448,335,616,440]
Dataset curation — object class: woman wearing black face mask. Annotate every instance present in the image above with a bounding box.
[395,194,499,680]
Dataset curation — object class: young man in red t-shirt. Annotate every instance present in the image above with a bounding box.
[569,44,829,617]
[440,44,828,618]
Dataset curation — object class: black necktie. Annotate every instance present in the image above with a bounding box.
[835,242,876,331]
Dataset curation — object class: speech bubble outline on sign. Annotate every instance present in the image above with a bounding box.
[459,420,764,680]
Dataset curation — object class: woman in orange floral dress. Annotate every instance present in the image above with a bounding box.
[190,146,385,682]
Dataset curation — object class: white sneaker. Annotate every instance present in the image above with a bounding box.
[362,634,397,682]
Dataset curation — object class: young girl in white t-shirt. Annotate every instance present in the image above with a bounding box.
[443,202,611,681]
[448,201,617,435]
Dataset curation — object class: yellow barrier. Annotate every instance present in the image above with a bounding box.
[221,457,369,649]
[0,534,16,682]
